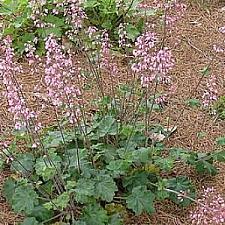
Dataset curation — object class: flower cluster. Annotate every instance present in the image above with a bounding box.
[118,23,131,48]
[155,94,168,107]
[86,26,98,39]
[0,37,39,131]
[85,26,102,49]
[45,35,82,123]
[24,38,40,67]
[151,0,187,28]
[150,47,174,77]
[29,0,86,32]
[202,75,218,107]
[132,30,174,87]
[132,31,158,73]
[63,0,86,32]
[100,32,118,75]
[138,0,187,25]
[213,45,225,53]
[190,187,225,225]
[28,0,53,28]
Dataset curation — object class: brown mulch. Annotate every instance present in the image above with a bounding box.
[1,1,225,225]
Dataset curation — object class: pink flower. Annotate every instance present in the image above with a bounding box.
[153,0,187,27]
[219,26,225,34]
[0,37,39,130]
[86,26,98,38]
[100,32,118,75]
[44,35,82,123]
[132,31,158,73]
[213,45,225,53]
[202,75,218,107]
[118,23,131,48]
[63,0,86,31]
[190,187,225,225]
[149,47,174,76]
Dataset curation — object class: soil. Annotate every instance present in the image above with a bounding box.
[1,1,225,225]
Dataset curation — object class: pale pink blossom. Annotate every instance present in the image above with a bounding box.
[100,32,118,75]
[44,35,82,123]
[202,75,218,107]
[0,37,39,131]
[190,187,225,225]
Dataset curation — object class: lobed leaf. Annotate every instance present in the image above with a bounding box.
[126,185,155,215]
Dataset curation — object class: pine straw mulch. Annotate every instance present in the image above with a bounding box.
[1,1,225,224]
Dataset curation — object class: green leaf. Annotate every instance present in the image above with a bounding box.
[52,192,70,210]
[216,136,225,146]
[3,178,16,205]
[43,131,73,148]
[20,217,40,225]
[37,27,62,38]
[200,66,210,77]
[108,214,123,225]
[123,171,150,192]
[154,179,169,200]
[0,0,22,15]
[105,203,126,215]
[106,159,131,177]
[91,143,117,163]
[12,184,39,214]
[35,151,61,181]
[0,157,4,171]
[13,13,29,28]
[185,98,201,108]
[167,176,196,207]
[154,157,174,172]
[213,96,225,120]
[156,190,170,201]
[44,15,65,27]
[132,147,152,163]
[11,153,34,175]
[94,173,117,202]
[29,205,54,222]
[83,0,100,8]
[126,185,155,215]
[102,21,113,29]
[126,24,141,41]
[96,115,117,137]
[65,148,91,172]
[82,203,108,225]
[137,8,157,16]
[45,192,70,211]
[73,220,87,225]
[120,125,134,137]
[74,178,95,203]
[169,148,194,163]
[213,151,225,162]
[195,159,218,176]
[73,221,87,225]
[12,31,34,54]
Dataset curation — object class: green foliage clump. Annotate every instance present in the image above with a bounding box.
[213,96,225,120]
[2,102,225,224]
[0,0,150,55]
